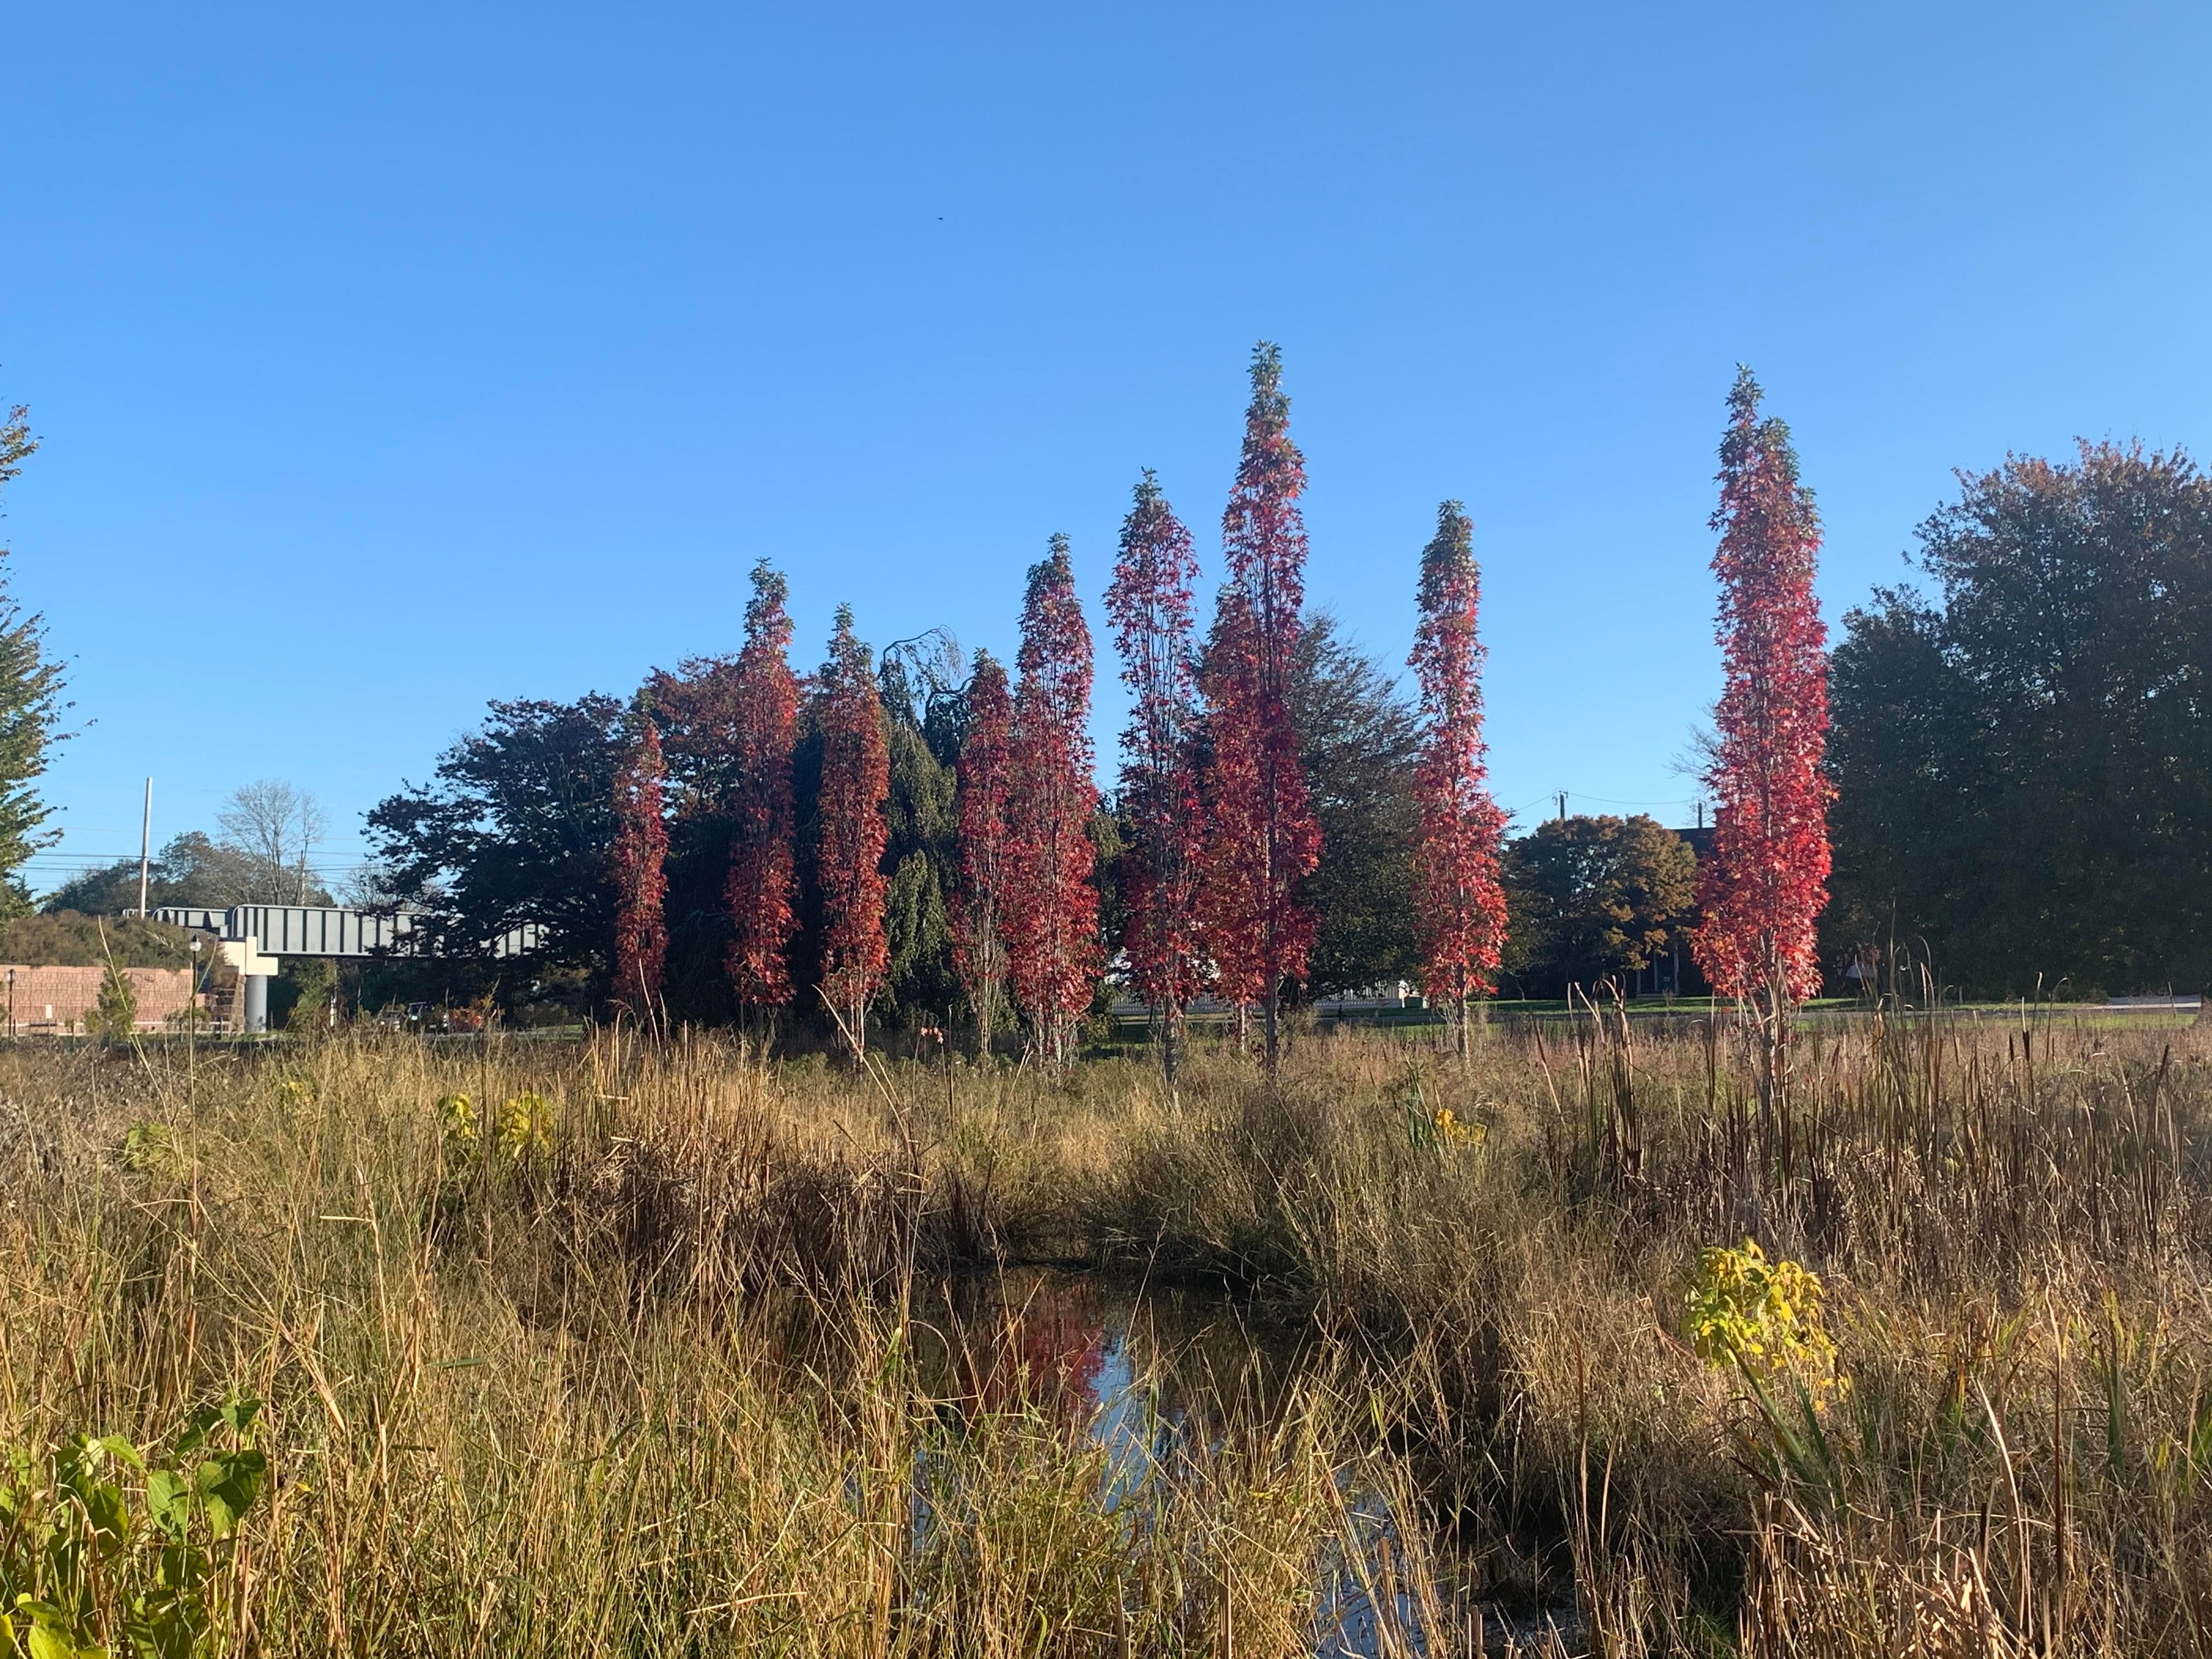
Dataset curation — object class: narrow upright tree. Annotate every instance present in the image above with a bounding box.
[726,561,800,1024]
[1104,471,1205,1079]
[610,715,669,1014]
[1005,537,1101,1071]
[816,606,891,1056]
[1692,368,1832,1051]
[1408,503,1509,1058]
[0,399,65,909]
[1201,343,1322,1070]
[952,652,1013,1053]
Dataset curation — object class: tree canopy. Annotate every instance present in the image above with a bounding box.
[1502,814,1697,999]
[1827,442,2212,996]
[365,696,627,1000]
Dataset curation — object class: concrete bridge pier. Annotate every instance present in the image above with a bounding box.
[243,974,269,1034]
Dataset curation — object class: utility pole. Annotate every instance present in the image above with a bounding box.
[1555,791,1568,822]
[137,778,152,918]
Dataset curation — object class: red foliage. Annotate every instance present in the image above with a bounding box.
[1691,368,1833,1008]
[1004,537,1101,1069]
[952,652,1014,1048]
[1200,343,1321,1060]
[610,716,669,1012]
[725,562,800,1011]
[1104,472,1206,1028]
[1409,502,1509,1019]
[816,605,891,1053]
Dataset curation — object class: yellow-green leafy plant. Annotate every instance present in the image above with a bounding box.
[117,1121,183,1177]
[495,1092,552,1160]
[1684,1238,1843,1407]
[1431,1105,1482,1148]
[437,1092,478,1153]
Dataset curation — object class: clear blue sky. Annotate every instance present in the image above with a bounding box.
[5,2,2208,893]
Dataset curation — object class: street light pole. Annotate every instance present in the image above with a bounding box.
[138,778,152,918]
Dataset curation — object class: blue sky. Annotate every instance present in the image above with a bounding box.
[4,2,2208,894]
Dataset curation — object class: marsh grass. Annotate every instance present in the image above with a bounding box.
[4,1009,2211,1654]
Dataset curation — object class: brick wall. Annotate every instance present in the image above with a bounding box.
[0,966,200,1033]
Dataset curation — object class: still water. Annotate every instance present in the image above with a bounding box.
[908,1268,1584,1657]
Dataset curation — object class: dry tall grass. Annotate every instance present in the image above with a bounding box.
[3,1009,2208,1654]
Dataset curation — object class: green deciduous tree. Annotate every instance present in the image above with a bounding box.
[1502,814,1697,998]
[1828,443,2212,995]
[365,696,627,1007]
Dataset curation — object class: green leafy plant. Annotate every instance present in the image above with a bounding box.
[0,1397,266,1658]
[115,1122,182,1178]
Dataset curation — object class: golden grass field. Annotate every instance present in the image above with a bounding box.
[4,1006,2209,1655]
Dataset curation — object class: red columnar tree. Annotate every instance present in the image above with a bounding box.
[1005,536,1101,1071]
[1104,471,1204,1077]
[952,651,1013,1052]
[726,560,800,1022]
[610,714,669,1014]
[1201,342,1321,1070]
[816,605,891,1056]
[1691,366,1832,1042]
[1408,501,1509,1058]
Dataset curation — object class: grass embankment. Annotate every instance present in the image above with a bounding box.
[3,1014,2210,1654]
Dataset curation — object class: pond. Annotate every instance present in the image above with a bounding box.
[909,1267,1588,1657]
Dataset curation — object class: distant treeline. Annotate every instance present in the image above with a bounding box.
[358,617,1706,1028]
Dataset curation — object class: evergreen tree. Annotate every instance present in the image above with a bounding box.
[1290,616,1421,1000]
[0,399,66,911]
[876,640,962,1030]
[92,957,139,1040]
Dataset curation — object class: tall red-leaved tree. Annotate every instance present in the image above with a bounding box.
[610,714,669,1014]
[952,651,1013,1053]
[1692,366,1832,1034]
[1005,536,1101,1071]
[1104,471,1205,1077]
[1201,342,1321,1069]
[726,561,800,1020]
[816,605,891,1056]
[1408,501,1509,1058]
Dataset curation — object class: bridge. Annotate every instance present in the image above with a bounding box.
[149,905,543,1031]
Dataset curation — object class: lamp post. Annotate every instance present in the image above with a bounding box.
[187,936,201,1096]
